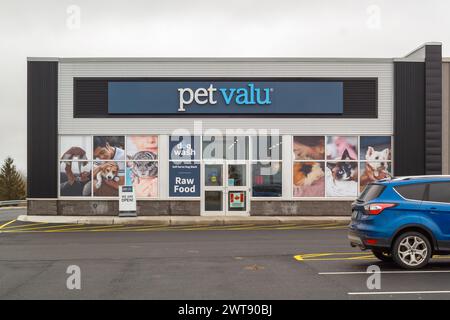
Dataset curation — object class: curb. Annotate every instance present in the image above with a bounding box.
[17,215,350,226]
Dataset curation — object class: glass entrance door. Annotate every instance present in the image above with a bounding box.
[202,163,224,214]
[226,163,249,215]
[201,162,250,216]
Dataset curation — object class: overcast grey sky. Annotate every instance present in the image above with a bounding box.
[1,0,450,172]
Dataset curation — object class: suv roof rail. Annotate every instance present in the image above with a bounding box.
[393,175,450,181]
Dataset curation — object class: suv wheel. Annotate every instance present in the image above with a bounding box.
[372,249,393,262]
[392,232,431,269]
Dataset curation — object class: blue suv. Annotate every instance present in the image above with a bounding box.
[348,176,450,269]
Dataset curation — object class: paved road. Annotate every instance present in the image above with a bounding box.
[1,220,450,299]
[0,207,25,222]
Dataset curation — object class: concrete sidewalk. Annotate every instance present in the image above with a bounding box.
[18,215,350,226]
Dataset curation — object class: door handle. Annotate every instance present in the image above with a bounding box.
[429,207,439,215]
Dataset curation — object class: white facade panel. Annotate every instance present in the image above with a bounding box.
[58,60,393,135]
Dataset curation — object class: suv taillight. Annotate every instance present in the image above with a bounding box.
[364,203,397,215]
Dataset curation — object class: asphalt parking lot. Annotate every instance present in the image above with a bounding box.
[1,213,450,299]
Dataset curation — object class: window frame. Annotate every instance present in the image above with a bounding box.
[58,135,160,200]
[291,135,394,200]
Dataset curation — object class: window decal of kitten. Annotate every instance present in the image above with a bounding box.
[127,151,158,184]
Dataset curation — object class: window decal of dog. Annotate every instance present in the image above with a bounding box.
[360,146,392,190]
[94,162,120,190]
[364,146,390,177]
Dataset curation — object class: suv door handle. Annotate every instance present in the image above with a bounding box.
[429,208,439,214]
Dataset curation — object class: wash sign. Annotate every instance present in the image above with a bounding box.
[169,163,200,197]
[108,81,343,115]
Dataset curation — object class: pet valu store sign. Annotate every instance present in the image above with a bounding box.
[108,81,343,115]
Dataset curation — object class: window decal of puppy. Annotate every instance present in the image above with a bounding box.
[94,162,120,190]
[365,146,390,177]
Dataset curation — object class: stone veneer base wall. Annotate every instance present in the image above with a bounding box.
[27,200,352,216]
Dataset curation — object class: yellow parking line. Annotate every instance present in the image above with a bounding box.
[176,224,253,231]
[1,223,85,232]
[2,222,349,234]
[79,224,188,232]
[10,224,169,233]
[294,251,450,263]
[112,224,244,232]
[42,224,127,232]
[294,252,380,262]
[303,256,378,261]
[218,224,259,230]
[320,226,348,230]
[294,252,368,261]
[346,254,375,260]
[246,223,300,230]
[258,223,300,228]
[433,255,450,260]
[0,219,16,230]
[294,253,334,261]
[2,222,47,229]
[165,224,218,230]
[276,223,340,230]
[99,224,169,231]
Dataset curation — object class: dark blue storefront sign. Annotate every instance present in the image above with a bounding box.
[169,162,200,197]
[108,81,343,115]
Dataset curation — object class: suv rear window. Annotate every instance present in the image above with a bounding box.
[358,184,385,202]
[428,182,450,203]
[394,183,427,201]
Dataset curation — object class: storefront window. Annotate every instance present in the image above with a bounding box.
[92,136,126,196]
[252,162,282,197]
[325,161,358,197]
[293,162,325,197]
[202,135,224,160]
[94,161,125,197]
[293,135,392,198]
[169,136,200,197]
[251,135,282,161]
[325,136,358,197]
[169,135,200,161]
[293,136,324,160]
[125,136,158,198]
[59,161,92,197]
[202,135,248,160]
[93,136,125,161]
[292,136,325,197]
[58,135,159,198]
[59,135,92,197]
[359,136,392,192]
[60,135,92,160]
[58,134,393,200]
